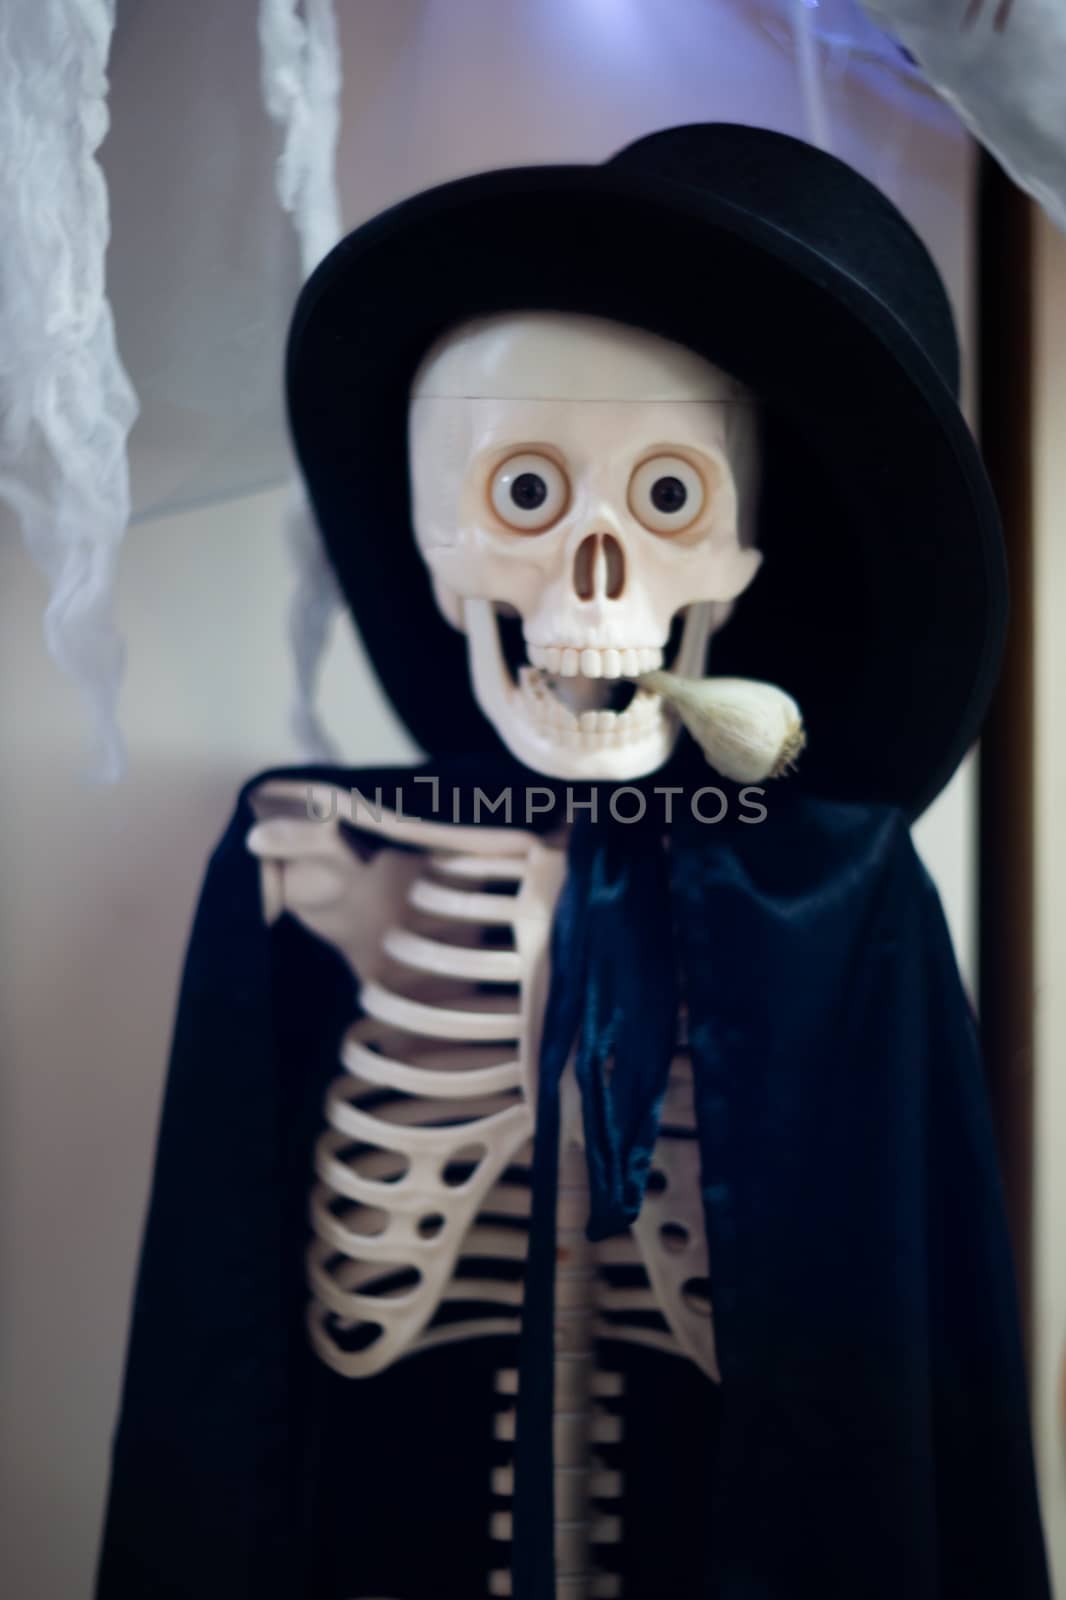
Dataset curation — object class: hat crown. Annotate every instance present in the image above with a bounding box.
[611,123,960,397]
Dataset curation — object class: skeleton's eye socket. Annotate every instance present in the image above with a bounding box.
[628,455,706,535]
[490,452,569,532]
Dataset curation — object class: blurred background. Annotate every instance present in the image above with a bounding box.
[1,2,1063,1595]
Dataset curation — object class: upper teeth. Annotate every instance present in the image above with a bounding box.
[526,643,663,678]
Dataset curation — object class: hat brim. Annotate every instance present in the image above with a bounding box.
[287,164,1004,817]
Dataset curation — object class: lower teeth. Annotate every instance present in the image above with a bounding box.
[519,667,658,736]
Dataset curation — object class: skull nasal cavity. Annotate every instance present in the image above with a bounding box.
[602,533,625,599]
[573,533,626,601]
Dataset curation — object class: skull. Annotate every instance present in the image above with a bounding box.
[408,313,761,780]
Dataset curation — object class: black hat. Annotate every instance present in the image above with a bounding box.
[287,122,1005,817]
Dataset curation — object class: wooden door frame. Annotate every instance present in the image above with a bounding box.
[976,155,1035,1352]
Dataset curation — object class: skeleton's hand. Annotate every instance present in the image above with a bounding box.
[245,803,419,980]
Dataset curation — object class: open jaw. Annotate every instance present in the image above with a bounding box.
[515,664,663,753]
[462,598,702,779]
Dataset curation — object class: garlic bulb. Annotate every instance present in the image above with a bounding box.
[641,670,805,783]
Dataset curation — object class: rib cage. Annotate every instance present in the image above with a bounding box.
[248,782,718,1384]
[308,830,565,1377]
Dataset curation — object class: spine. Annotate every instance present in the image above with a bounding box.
[490,1137,623,1598]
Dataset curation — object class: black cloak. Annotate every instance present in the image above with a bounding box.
[97,124,1049,1599]
[95,762,1050,1600]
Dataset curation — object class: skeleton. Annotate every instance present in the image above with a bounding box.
[248,314,769,1598]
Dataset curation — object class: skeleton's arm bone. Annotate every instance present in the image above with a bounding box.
[245,781,443,976]
[246,813,409,977]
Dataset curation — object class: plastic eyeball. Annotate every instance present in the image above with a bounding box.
[628,455,706,534]
[490,452,569,532]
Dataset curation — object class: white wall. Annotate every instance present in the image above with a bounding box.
[0,6,979,1598]
[0,486,415,1600]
